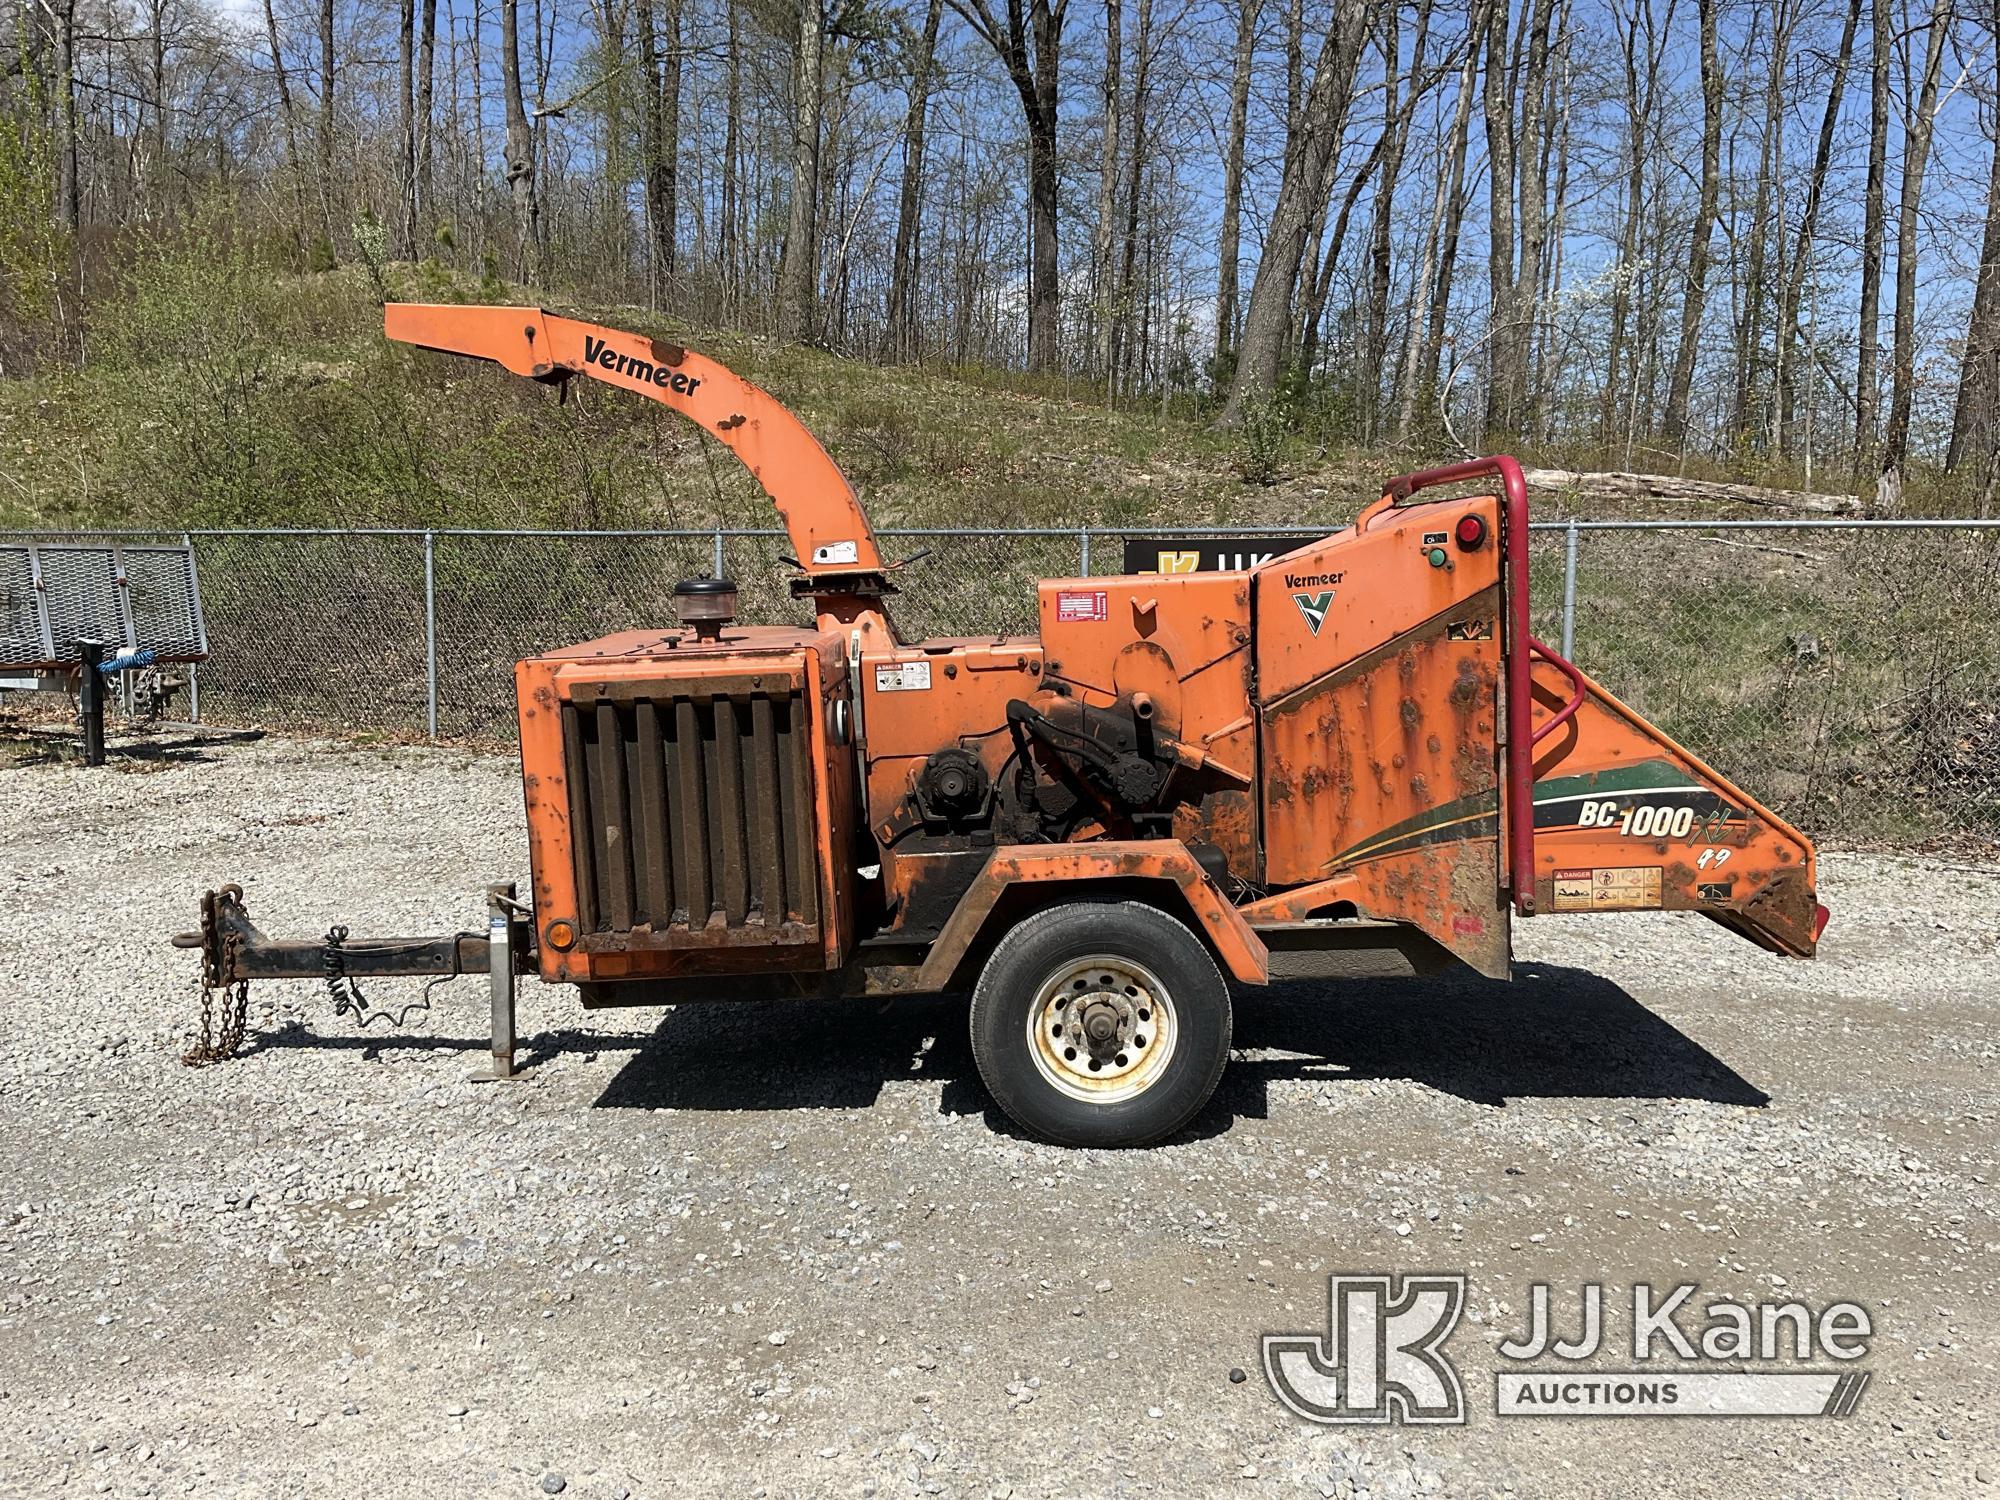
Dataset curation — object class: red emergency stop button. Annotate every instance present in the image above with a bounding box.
[1455,514,1487,549]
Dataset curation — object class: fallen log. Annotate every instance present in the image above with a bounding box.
[1520,467,1860,514]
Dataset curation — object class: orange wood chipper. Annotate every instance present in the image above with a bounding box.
[177,305,1827,1145]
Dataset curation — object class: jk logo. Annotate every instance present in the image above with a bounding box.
[1154,550,1200,575]
[1292,589,1335,635]
[1263,1273,1467,1425]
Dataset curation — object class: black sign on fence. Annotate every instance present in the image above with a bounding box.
[1119,536,1316,576]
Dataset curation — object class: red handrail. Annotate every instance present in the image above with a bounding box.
[1528,636,1587,744]
[1379,455,1539,914]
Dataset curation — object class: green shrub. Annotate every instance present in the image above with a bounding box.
[1236,397,1286,486]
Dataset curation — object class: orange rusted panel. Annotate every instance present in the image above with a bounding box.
[1253,498,1508,973]
[913,840,1269,990]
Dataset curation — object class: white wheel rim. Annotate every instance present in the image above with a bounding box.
[1026,953,1179,1105]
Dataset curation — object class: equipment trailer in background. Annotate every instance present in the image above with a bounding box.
[177,305,1827,1146]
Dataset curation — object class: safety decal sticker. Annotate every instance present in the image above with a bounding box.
[1552,866,1663,912]
[1057,589,1109,622]
[1446,618,1493,641]
[874,660,932,692]
[1293,590,1335,635]
[1697,881,1734,902]
[812,540,860,565]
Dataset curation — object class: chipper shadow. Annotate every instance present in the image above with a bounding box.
[592,962,1767,1134]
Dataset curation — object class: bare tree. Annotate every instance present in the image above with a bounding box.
[1213,0,1260,367]
[1396,0,1484,439]
[317,0,335,239]
[1661,0,1721,445]
[414,0,439,238]
[636,0,681,307]
[1878,0,1955,511]
[1218,0,1368,422]
[397,0,416,254]
[778,0,826,340]
[499,0,540,277]
[949,0,1069,370]
[1776,0,1860,451]
[887,0,944,359]
[49,0,77,230]
[1112,0,1154,391]
[1856,0,1891,463]
[1093,0,1121,377]
[1947,9,2000,483]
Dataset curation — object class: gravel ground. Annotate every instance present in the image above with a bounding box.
[1,731,1996,1499]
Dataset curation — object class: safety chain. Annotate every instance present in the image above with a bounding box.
[182,902,250,1067]
[323,925,433,1030]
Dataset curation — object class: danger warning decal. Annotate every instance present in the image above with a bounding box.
[1056,590,1108,622]
[1552,866,1664,912]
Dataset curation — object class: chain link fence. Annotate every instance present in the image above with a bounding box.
[7,521,1997,848]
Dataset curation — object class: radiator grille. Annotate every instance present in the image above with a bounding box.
[563,688,820,942]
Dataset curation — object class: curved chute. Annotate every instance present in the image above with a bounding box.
[384,303,895,643]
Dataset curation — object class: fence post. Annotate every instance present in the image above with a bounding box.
[1079,528,1091,576]
[1561,520,1579,660]
[182,531,200,723]
[424,530,438,741]
[713,526,725,576]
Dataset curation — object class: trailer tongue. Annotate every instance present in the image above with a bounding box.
[174,305,1822,1147]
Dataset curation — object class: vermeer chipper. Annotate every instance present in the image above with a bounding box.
[178,305,1827,1146]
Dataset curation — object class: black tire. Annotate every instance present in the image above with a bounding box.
[968,900,1232,1148]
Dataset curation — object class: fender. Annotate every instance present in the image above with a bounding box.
[915,840,1269,991]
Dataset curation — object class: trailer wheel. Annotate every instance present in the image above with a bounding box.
[968,900,1231,1148]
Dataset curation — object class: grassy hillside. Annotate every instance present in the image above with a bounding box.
[10,232,1952,539]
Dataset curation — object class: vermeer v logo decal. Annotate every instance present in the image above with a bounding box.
[1293,590,1335,635]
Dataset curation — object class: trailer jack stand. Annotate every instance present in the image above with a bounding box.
[477,882,527,1082]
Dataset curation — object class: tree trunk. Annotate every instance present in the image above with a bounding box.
[1877,0,1952,512]
[398,0,416,255]
[886,0,943,360]
[262,0,308,247]
[50,0,78,231]
[778,0,825,341]
[317,0,336,240]
[1480,0,1517,436]
[147,0,168,211]
[1730,4,1788,439]
[1855,0,1891,464]
[1214,0,1260,367]
[1362,0,1432,438]
[1113,0,1153,391]
[1396,0,1482,439]
[415,0,439,240]
[636,0,680,307]
[1094,0,1121,376]
[1661,0,1721,446]
[1777,0,1859,452]
[721,0,741,310]
[1299,131,1387,378]
[499,0,540,281]
[1948,57,2000,476]
[1505,0,1553,432]
[950,0,1067,370]
[1218,0,1368,423]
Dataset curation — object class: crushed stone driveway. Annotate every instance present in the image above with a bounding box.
[1,734,1995,1499]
